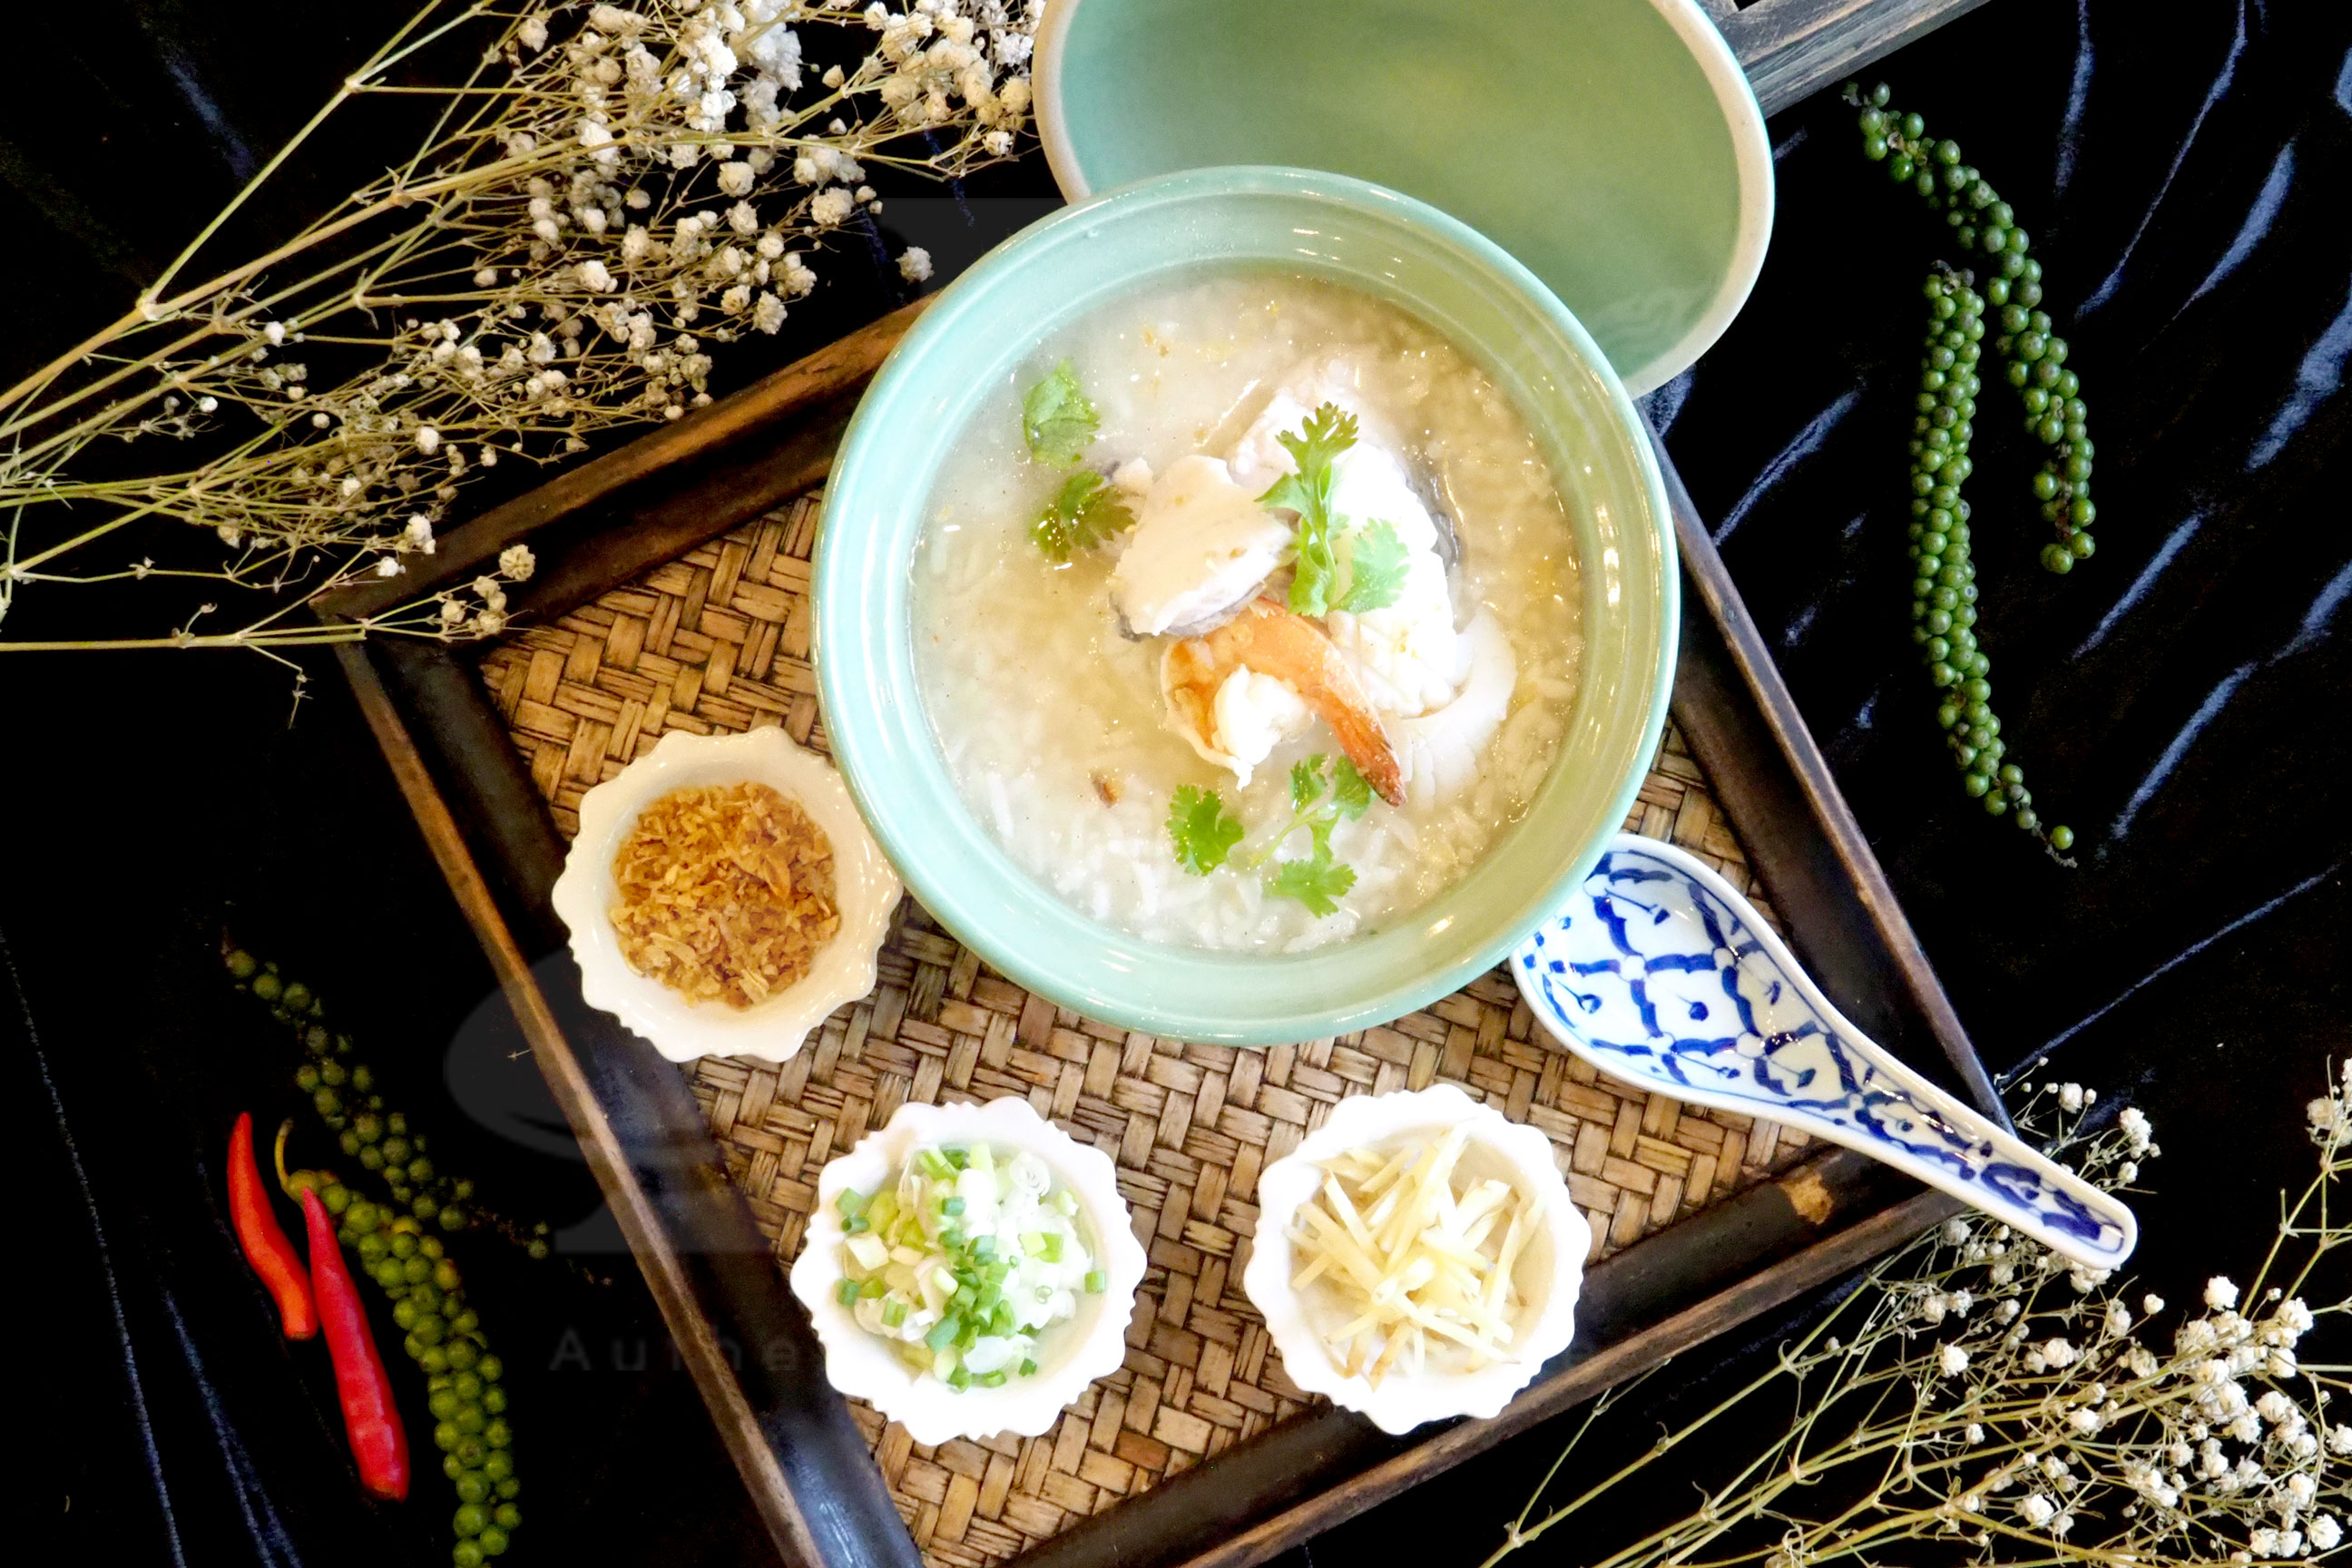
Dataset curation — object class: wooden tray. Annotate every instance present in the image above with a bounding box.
[480,510,1818,1563]
[320,314,1994,1568]
[1706,0,1990,114]
[317,15,2001,1562]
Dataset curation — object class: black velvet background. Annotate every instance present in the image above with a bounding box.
[11,1,2349,1563]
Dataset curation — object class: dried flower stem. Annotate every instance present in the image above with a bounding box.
[1483,1083,2352,1568]
[1,0,1037,657]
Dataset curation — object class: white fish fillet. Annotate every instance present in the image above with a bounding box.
[1106,455,1291,637]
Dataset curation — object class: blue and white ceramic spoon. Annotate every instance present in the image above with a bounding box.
[1512,835,2135,1269]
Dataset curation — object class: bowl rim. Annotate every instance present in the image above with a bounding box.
[814,164,1678,1046]
[1030,0,1773,397]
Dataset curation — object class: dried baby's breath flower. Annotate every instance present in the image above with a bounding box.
[1482,1073,2352,1568]
[0,1,1041,663]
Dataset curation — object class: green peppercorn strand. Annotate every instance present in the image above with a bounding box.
[1851,83,2100,573]
[1903,269,2078,858]
[290,1167,523,1565]
[226,947,556,1262]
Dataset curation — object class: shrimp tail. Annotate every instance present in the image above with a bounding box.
[1179,598,1406,808]
[1300,672,1406,809]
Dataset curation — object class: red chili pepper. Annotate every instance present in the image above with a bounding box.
[228,1113,317,1339]
[300,1187,410,1502]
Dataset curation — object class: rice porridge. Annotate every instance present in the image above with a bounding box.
[910,273,1583,953]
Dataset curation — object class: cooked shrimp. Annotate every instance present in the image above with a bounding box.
[1390,611,1517,809]
[1231,361,1470,717]
[1161,597,1406,807]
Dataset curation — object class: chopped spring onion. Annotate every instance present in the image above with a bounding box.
[836,1142,1101,1392]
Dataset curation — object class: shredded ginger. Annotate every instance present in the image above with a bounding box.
[1289,1126,1542,1387]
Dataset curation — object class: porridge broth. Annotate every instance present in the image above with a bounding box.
[910,273,1583,953]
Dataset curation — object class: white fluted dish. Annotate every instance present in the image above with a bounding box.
[1242,1083,1592,1435]
[789,1096,1149,1446]
[550,725,902,1063]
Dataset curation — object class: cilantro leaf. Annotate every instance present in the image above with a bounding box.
[1022,360,1099,467]
[1269,403,1357,501]
[1289,754,1330,812]
[1266,842,1357,917]
[1288,512,1341,617]
[1167,785,1244,875]
[1336,519,1411,613]
[1328,758,1373,821]
[1226,749,1377,906]
[1029,469,1135,563]
[1257,403,1359,618]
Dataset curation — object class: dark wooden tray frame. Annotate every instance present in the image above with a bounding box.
[317,14,1999,1563]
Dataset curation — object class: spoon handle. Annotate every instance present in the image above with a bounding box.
[1770,1001,2137,1270]
[1517,836,2135,1270]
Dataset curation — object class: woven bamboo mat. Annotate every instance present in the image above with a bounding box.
[479,495,1810,1568]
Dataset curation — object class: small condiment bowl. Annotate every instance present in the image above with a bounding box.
[1242,1083,1591,1434]
[549,725,901,1063]
[789,1095,1148,1446]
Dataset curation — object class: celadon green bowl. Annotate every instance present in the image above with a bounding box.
[1034,0,1771,398]
[815,167,1675,1046]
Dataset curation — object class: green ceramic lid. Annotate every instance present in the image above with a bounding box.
[1035,0,1771,397]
